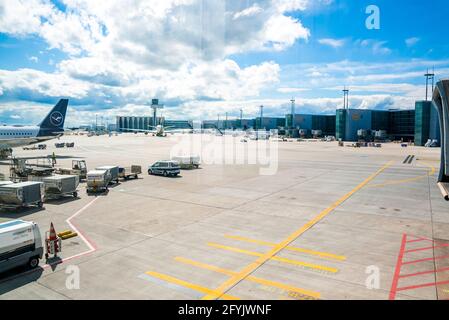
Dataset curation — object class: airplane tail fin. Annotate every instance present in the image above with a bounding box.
[38,99,68,135]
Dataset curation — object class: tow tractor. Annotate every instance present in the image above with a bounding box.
[55,160,88,181]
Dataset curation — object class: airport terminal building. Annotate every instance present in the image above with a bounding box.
[285,114,336,137]
[335,109,416,142]
[118,100,440,145]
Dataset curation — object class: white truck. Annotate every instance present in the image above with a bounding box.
[0,220,43,273]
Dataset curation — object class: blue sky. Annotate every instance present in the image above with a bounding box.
[0,0,448,126]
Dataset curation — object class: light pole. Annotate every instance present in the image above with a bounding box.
[425,68,435,101]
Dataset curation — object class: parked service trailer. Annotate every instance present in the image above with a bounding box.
[0,182,44,210]
[171,156,201,169]
[42,175,79,200]
[95,166,119,184]
[118,165,142,180]
[0,220,43,273]
[86,170,110,193]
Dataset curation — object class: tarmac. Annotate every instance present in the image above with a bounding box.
[0,133,448,300]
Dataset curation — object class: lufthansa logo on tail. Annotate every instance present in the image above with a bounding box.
[50,111,64,126]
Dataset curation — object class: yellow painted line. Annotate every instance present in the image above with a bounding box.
[207,242,338,273]
[145,271,239,300]
[175,257,320,299]
[368,161,435,188]
[224,234,346,261]
[202,160,394,300]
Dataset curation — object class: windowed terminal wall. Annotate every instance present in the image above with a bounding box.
[116,116,162,132]
[285,114,336,136]
[414,101,440,146]
[337,108,418,142]
[389,110,415,142]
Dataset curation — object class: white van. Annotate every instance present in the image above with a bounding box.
[0,220,43,273]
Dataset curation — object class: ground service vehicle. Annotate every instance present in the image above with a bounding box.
[148,161,181,177]
[55,160,87,180]
[0,220,43,273]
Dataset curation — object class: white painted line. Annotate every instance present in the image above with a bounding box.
[43,197,99,268]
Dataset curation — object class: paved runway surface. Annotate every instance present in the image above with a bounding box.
[0,134,447,300]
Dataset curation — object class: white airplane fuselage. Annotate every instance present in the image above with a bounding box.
[0,126,42,148]
[0,99,68,150]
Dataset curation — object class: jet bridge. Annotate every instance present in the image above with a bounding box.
[433,79,449,200]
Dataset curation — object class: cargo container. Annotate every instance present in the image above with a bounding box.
[42,175,79,200]
[86,170,110,193]
[0,181,14,187]
[0,220,43,273]
[0,182,44,209]
[95,166,119,184]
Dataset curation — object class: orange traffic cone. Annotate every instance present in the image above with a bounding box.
[49,223,57,241]
[45,222,60,259]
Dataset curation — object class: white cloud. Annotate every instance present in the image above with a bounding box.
[277,87,309,93]
[359,39,392,55]
[0,0,53,35]
[29,56,39,63]
[262,15,310,51]
[233,4,263,20]
[405,37,420,47]
[318,38,345,48]
[273,0,309,12]
[0,0,313,118]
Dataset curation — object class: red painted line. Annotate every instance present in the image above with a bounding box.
[42,197,99,269]
[405,243,449,253]
[389,233,408,300]
[397,280,449,292]
[403,254,449,265]
[399,266,449,278]
[406,237,431,243]
[0,198,100,284]
[407,234,433,242]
